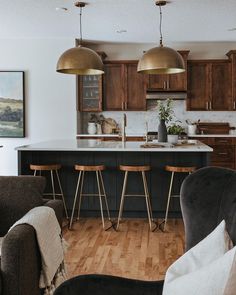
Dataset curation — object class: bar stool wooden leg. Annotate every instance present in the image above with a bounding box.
[96,171,105,229]
[69,171,82,229]
[99,170,111,220]
[77,171,85,221]
[50,170,56,200]
[116,171,128,230]
[142,171,152,230]
[164,171,175,231]
[33,170,37,176]
[55,170,69,219]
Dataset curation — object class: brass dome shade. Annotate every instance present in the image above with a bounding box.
[137,46,185,74]
[137,0,185,75]
[56,46,104,75]
[56,2,104,75]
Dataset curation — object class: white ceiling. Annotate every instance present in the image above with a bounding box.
[0,0,236,43]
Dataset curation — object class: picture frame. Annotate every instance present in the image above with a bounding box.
[0,71,25,137]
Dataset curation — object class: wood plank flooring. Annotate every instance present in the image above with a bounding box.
[63,218,185,281]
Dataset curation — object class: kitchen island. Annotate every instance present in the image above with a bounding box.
[16,139,212,218]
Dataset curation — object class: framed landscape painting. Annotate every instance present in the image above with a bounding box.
[0,71,25,137]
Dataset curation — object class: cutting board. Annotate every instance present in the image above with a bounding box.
[196,122,235,134]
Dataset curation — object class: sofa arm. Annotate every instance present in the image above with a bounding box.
[54,274,164,295]
[1,224,41,295]
[43,199,63,228]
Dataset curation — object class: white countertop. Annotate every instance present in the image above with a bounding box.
[78,133,236,138]
[16,139,213,152]
[189,134,236,137]
[77,133,145,137]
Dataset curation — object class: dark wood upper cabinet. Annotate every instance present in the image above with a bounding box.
[147,51,189,91]
[103,63,125,111]
[187,62,210,111]
[211,62,232,111]
[126,63,147,111]
[77,75,103,112]
[187,60,232,111]
[103,61,147,111]
[226,50,236,110]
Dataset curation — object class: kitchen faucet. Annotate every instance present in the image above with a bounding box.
[121,113,127,143]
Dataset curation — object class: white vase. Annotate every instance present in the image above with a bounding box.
[87,122,97,135]
[167,134,178,144]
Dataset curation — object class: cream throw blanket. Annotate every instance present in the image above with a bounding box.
[9,206,67,295]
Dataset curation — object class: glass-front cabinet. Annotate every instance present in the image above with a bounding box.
[78,75,102,112]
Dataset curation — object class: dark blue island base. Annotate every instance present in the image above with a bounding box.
[18,149,210,218]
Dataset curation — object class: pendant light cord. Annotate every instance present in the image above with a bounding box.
[79,6,83,46]
[159,4,163,47]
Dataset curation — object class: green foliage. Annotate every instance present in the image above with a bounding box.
[167,124,185,135]
[157,99,173,123]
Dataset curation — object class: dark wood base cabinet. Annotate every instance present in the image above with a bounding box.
[190,137,235,169]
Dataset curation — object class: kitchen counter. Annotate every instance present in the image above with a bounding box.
[16,139,212,152]
[189,134,236,137]
[17,139,212,218]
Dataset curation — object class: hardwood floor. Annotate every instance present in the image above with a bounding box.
[63,218,185,281]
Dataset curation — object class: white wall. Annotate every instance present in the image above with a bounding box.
[0,39,76,175]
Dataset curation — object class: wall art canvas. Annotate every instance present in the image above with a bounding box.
[0,71,25,137]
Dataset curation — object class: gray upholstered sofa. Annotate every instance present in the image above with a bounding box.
[54,166,236,295]
[0,176,63,295]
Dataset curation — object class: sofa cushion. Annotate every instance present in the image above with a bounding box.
[0,176,45,235]
[163,220,234,295]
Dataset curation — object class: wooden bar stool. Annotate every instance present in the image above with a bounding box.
[30,164,68,219]
[162,165,196,231]
[69,165,111,230]
[117,165,153,230]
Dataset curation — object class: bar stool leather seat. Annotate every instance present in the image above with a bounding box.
[75,165,105,171]
[165,165,196,173]
[119,165,151,172]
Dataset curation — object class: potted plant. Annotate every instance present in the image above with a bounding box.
[157,99,173,142]
[167,123,185,144]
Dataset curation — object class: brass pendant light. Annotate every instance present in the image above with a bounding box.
[137,0,185,74]
[56,2,104,75]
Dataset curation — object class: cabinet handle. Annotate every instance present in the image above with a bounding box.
[163,81,166,89]
[167,80,170,90]
[122,101,125,110]
[218,152,228,155]
[218,140,228,143]
[206,102,209,110]
[209,101,212,110]
[233,101,236,110]
[125,102,128,109]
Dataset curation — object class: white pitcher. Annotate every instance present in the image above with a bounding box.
[87,122,97,135]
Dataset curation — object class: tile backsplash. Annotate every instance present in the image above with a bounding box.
[81,100,236,135]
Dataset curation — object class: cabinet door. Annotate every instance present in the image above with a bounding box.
[148,74,168,90]
[211,62,232,111]
[126,63,147,111]
[103,63,125,111]
[79,75,102,112]
[168,51,189,91]
[147,51,189,91]
[187,62,210,110]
